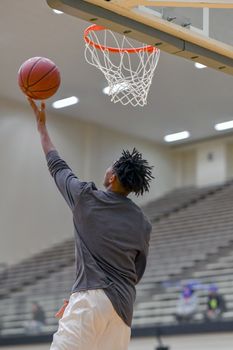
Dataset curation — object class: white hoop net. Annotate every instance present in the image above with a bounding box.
[84,26,160,107]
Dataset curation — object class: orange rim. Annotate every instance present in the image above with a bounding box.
[84,25,157,54]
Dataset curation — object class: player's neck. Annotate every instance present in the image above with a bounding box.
[106,184,129,197]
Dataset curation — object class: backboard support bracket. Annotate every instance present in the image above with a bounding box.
[47,0,233,75]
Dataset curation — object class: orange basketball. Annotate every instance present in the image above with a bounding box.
[18,57,61,100]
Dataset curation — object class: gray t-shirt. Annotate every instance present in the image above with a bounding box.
[46,150,151,326]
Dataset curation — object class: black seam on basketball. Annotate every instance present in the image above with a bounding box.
[28,65,57,88]
[31,82,60,93]
[26,90,38,99]
[26,57,42,88]
[19,68,25,88]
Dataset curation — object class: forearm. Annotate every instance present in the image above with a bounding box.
[27,98,56,156]
[39,125,56,156]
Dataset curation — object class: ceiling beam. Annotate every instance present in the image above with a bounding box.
[47,0,233,76]
[127,0,233,8]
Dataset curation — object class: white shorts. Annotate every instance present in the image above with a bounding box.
[50,289,131,350]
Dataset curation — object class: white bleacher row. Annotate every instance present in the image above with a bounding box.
[143,184,233,281]
[0,241,75,294]
[1,294,233,336]
[142,184,222,220]
[1,260,233,335]
[144,232,233,281]
[1,287,233,335]
[133,248,233,326]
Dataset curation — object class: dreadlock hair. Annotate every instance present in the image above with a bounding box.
[113,148,154,196]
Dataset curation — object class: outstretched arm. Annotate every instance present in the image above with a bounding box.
[28,98,56,156]
[28,98,88,210]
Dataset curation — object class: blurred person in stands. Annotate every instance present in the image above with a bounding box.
[28,99,153,350]
[204,285,226,321]
[175,285,198,323]
[25,302,46,334]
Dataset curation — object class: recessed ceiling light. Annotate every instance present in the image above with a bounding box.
[53,9,64,14]
[103,83,129,95]
[164,131,190,143]
[194,62,207,69]
[215,120,233,131]
[52,96,79,109]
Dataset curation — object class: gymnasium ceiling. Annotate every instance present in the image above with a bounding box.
[0,0,233,145]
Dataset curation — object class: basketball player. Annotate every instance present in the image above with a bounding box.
[28,98,153,350]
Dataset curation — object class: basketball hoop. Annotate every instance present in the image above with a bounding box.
[84,25,160,107]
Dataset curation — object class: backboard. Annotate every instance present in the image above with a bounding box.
[47,0,233,76]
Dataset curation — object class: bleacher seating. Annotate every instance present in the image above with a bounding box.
[1,181,233,337]
[133,242,233,327]
[142,184,223,221]
[0,240,75,296]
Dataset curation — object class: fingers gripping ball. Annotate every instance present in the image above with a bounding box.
[18,57,61,100]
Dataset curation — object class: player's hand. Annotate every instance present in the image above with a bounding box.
[55,299,69,319]
[27,97,46,132]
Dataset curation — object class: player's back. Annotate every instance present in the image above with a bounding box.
[72,182,151,326]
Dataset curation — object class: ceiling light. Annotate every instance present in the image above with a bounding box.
[103,83,129,95]
[164,131,190,143]
[195,62,207,69]
[52,96,79,109]
[215,120,233,131]
[53,9,64,14]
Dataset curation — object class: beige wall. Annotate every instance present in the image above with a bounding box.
[174,150,196,187]
[196,141,227,187]
[173,136,233,188]
[226,142,233,179]
[0,97,174,265]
